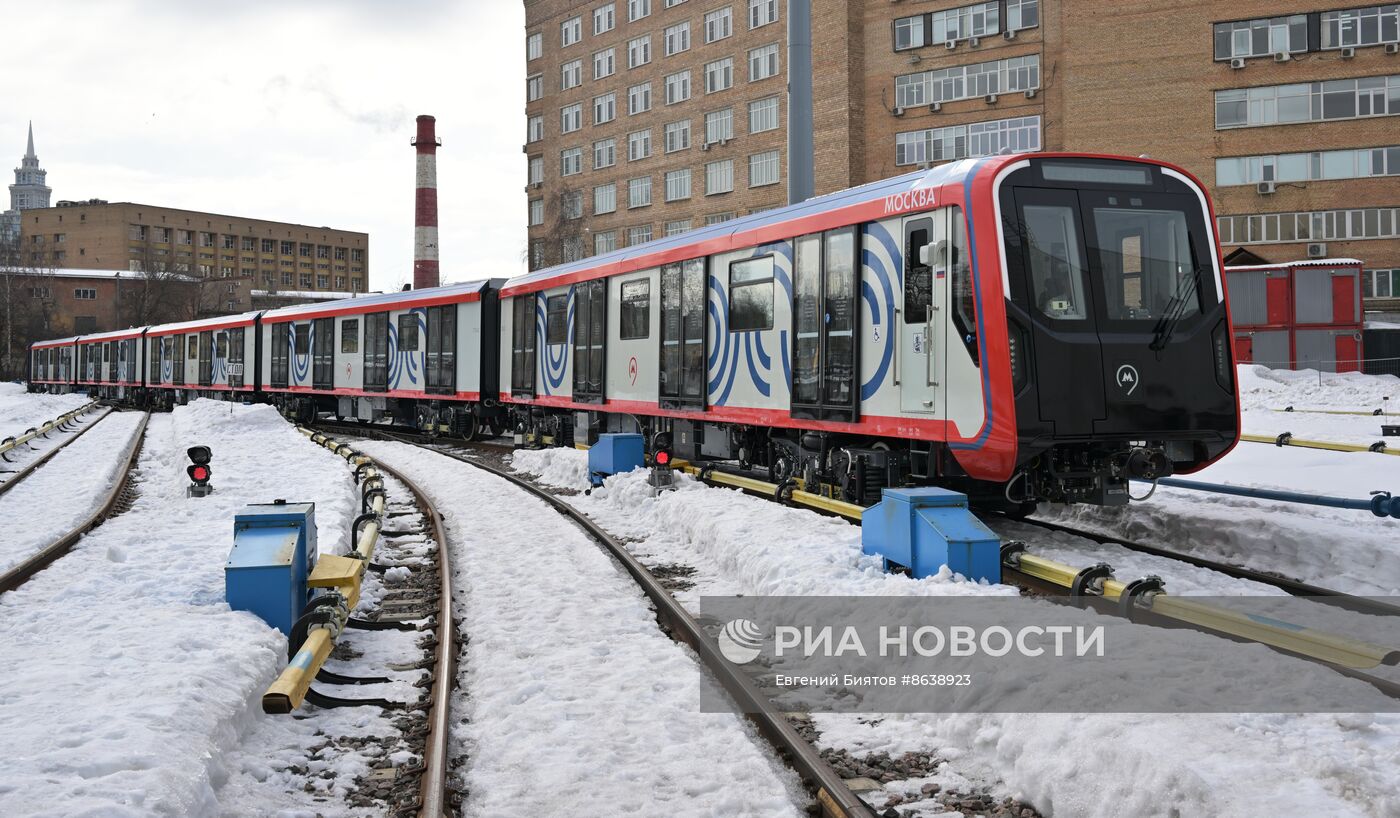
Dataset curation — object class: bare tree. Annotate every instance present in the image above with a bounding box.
[529,186,586,271]
[120,245,201,327]
[0,239,59,379]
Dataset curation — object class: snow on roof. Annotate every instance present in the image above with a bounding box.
[31,335,80,348]
[36,267,200,282]
[147,311,263,334]
[259,278,500,320]
[1225,258,1363,272]
[250,289,365,300]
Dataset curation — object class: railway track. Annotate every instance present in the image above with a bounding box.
[314,422,878,818]
[0,412,149,595]
[0,403,109,498]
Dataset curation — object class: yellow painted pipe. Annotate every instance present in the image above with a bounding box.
[1270,407,1392,417]
[1240,433,1397,456]
[0,401,99,456]
[263,627,334,713]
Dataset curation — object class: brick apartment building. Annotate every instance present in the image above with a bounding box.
[523,0,1400,307]
[17,201,370,314]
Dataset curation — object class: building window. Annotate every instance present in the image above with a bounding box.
[664,119,691,152]
[241,236,255,250]
[748,43,779,81]
[664,0,686,6]
[748,96,779,133]
[563,191,584,220]
[594,3,615,34]
[561,59,583,90]
[620,278,650,338]
[628,35,652,68]
[527,31,543,60]
[352,278,363,292]
[704,108,734,143]
[562,103,583,134]
[1216,145,1400,186]
[351,249,364,262]
[595,231,618,255]
[562,147,584,176]
[595,183,618,214]
[280,240,294,255]
[1364,269,1400,299]
[665,70,692,104]
[629,176,653,208]
[199,231,215,247]
[895,115,1041,166]
[628,224,654,245]
[926,1,1001,46]
[749,0,777,29]
[1006,0,1038,30]
[29,286,50,298]
[894,15,925,50]
[529,155,544,184]
[528,74,543,101]
[1216,207,1400,245]
[895,54,1040,108]
[594,138,617,169]
[594,93,617,125]
[529,115,544,142]
[705,6,733,42]
[749,150,779,187]
[561,15,582,47]
[664,22,691,56]
[665,168,692,201]
[704,58,733,93]
[300,243,313,257]
[665,219,692,236]
[74,288,96,300]
[1216,76,1400,129]
[179,230,193,246]
[705,159,734,194]
[628,0,650,22]
[594,47,616,80]
[222,234,237,249]
[335,246,346,260]
[628,129,652,161]
[629,82,652,114]
[529,198,544,226]
[1213,14,1309,60]
[315,274,328,288]
[1322,6,1400,50]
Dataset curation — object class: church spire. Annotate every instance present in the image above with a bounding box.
[25,121,34,160]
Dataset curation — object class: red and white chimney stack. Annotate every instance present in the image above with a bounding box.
[411,114,441,290]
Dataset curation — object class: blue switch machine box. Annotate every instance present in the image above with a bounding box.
[225,501,317,635]
[587,433,645,486]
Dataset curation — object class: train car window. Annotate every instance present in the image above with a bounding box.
[341,319,360,354]
[397,313,420,352]
[573,280,606,400]
[364,312,388,391]
[792,233,822,408]
[188,335,198,358]
[681,258,706,401]
[1023,205,1089,321]
[823,227,857,406]
[948,206,979,366]
[104,342,111,362]
[169,337,185,385]
[546,295,568,345]
[904,218,933,323]
[198,331,213,386]
[228,327,245,388]
[294,323,311,356]
[511,296,537,395]
[312,318,334,389]
[660,265,682,399]
[215,332,228,360]
[1091,205,1200,322]
[729,256,774,332]
[271,325,290,388]
[426,305,456,393]
[620,279,650,340]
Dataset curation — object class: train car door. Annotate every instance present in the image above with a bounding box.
[659,258,706,410]
[791,227,860,421]
[899,213,947,415]
[198,330,213,386]
[572,279,606,403]
[511,296,537,396]
[312,318,334,389]
[364,312,389,392]
[228,328,245,388]
[426,305,456,395]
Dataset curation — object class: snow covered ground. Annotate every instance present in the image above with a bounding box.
[510,443,1400,817]
[0,400,370,816]
[1036,365,1400,595]
[0,382,90,440]
[356,439,808,818]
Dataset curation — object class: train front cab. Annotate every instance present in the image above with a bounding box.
[994,156,1239,505]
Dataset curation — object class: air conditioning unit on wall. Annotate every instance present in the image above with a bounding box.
[1307,242,1327,258]
[1230,57,1246,69]
[1256,181,1276,194]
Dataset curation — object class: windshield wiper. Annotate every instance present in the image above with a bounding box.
[1148,266,1203,352]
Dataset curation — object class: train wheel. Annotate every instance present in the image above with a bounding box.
[459,412,480,442]
[768,441,798,484]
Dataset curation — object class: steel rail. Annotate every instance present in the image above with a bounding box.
[0,408,113,499]
[376,432,876,818]
[0,400,98,460]
[0,412,149,595]
[367,457,455,818]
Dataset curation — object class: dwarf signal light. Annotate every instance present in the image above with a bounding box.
[187,445,214,497]
[655,449,671,466]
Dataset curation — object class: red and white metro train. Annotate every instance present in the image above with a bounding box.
[29,153,1241,510]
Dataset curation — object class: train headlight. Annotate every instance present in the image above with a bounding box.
[1007,319,1031,395]
[187,445,214,497]
[1211,320,1233,394]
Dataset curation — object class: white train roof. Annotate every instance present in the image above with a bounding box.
[259,279,498,321]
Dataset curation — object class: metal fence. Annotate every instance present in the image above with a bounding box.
[1247,355,1400,383]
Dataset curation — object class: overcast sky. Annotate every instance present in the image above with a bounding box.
[3,0,527,291]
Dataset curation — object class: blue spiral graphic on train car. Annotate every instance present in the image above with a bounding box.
[291,323,310,383]
[707,242,792,407]
[534,288,574,395]
[860,221,902,401]
[387,309,428,390]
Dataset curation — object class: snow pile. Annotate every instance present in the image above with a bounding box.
[0,382,91,440]
[511,447,1400,818]
[359,441,806,818]
[1237,364,1399,414]
[509,445,591,489]
[0,400,360,815]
